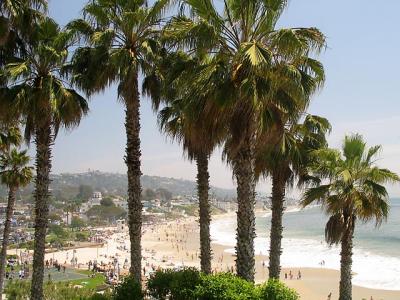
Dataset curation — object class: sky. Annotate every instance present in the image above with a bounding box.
[47,0,400,197]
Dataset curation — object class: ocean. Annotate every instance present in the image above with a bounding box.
[210,198,400,290]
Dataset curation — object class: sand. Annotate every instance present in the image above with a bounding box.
[41,215,400,300]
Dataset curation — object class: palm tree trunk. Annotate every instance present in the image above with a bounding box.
[31,122,52,300]
[268,171,286,279]
[124,72,143,283]
[234,137,256,282]
[0,186,17,300]
[196,152,211,274]
[339,217,355,300]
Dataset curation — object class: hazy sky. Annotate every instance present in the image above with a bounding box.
[47,1,400,197]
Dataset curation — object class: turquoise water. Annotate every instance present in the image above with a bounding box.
[211,198,400,290]
[256,198,400,258]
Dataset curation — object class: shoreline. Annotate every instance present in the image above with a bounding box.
[36,211,400,299]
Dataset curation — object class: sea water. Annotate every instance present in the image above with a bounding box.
[210,198,400,290]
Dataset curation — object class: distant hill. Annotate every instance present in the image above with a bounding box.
[51,171,237,198]
[0,171,237,201]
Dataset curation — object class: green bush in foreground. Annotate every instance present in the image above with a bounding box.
[4,270,298,300]
[195,273,258,300]
[113,275,143,300]
[147,267,201,300]
[258,279,299,300]
[5,280,110,300]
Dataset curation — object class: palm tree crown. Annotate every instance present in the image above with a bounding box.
[0,148,33,189]
[302,134,399,300]
[1,17,89,139]
[68,0,167,98]
[302,134,399,234]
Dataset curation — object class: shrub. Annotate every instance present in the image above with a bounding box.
[195,273,258,300]
[257,279,299,300]
[75,231,90,242]
[113,276,143,300]
[147,267,201,300]
[4,281,103,300]
[88,294,111,300]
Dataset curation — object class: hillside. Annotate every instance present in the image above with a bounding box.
[0,171,236,201]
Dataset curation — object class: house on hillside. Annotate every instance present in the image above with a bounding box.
[80,191,103,213]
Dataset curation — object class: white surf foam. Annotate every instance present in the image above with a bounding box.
[211,216,400,290]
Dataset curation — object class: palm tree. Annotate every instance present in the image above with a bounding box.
[164,0,326,281]
[0,0,46,88]
[0,148,33,299]
[255,115,330,279]
[68,0,169,283]
[301,134,400,300]
[0,17,89,300]
[144,51,224,274]
[0,127,21,152]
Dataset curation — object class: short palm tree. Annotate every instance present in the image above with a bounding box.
[0,17,89,300]
[0,147,33,299]
[165,0,326,281]
[68,0,169,283]
[302,134,400,300]
[256,115,331,279]
[0,127,21,152]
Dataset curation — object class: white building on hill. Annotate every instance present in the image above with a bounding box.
[80,192,103,213]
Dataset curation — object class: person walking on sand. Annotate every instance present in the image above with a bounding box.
[327,292,332,300]
[297,270,301,280]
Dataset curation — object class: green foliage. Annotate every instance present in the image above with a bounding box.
[71,216,86,229]
[195,273,258,300]
[74,231,90,242]
[48,224,69,239]
[48,224,68,237]
[147,267,201,300]
[77,184,94,201]
[4,280,103,300]
[88,294,111,300]
[302,134,400,244]
[87,205,126,221]
[113,276,143,300]
[49,213,63,223]
[100,197,114,207]
[257,279,299,300]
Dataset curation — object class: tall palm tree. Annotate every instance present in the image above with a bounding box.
[0,0,46,88]
[301,134,400,300]
[144,51,224,274]
[164,0,326,281]
[0,17,89,300]
[0,147,33,299]
[68,0,169,283]
[255,115,331,279]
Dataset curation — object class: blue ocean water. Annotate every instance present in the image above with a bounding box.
[211,198,400,290]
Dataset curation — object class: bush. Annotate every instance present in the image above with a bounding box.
[113,276,143,300]
[88,294,111,300]
[147,267,201,300]
[4,281,103,300]
[195,273,258,300]
[75,231,90,242]
[257,279,299,300]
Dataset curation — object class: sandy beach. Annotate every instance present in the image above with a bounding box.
[41,214,400,300]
